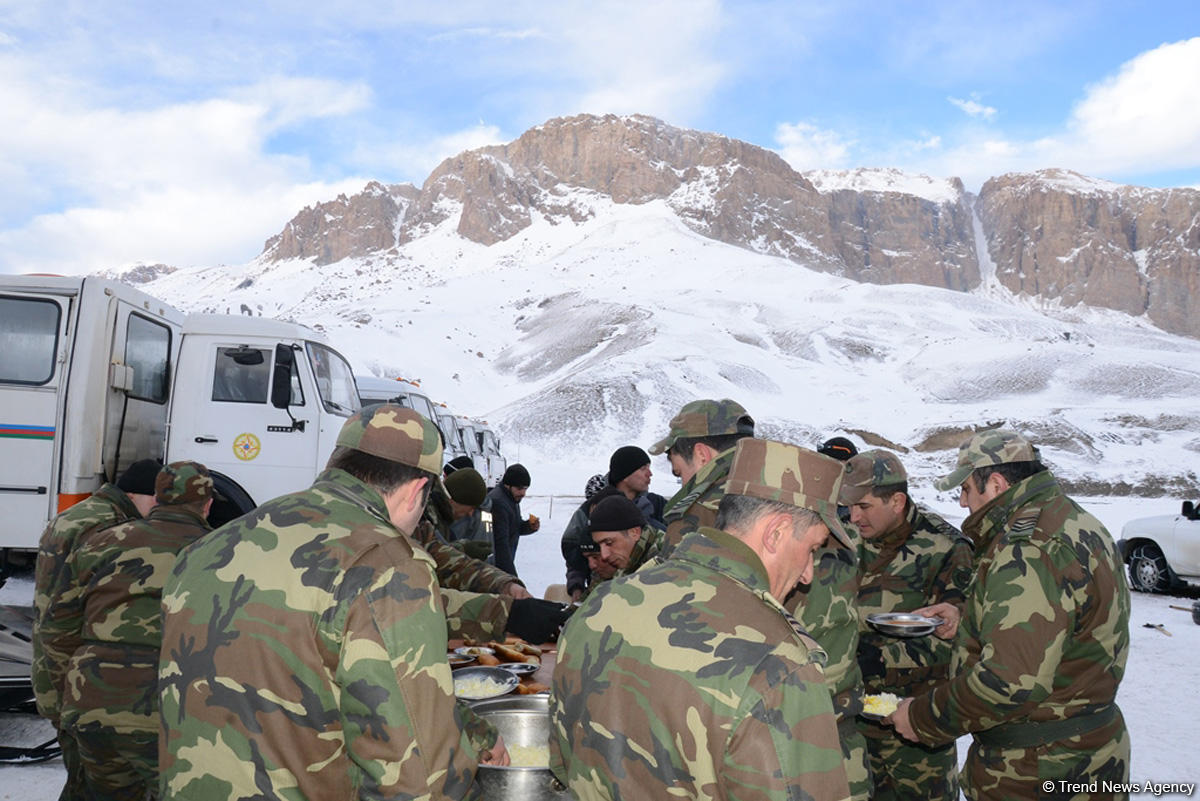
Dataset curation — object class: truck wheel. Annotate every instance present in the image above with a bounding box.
[209,474,256,529]
[1128,543,1171,593]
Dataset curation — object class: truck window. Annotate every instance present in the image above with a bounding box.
[212,347,270,403]
[0,296,60,385]
[306,342,358,416]
[125,313,171,403]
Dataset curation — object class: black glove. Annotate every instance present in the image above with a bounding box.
[505,598,576,644]
[460,541,493,561]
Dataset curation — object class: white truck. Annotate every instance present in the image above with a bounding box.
[0,275,361,567]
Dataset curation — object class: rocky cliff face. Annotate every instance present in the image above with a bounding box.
[262,181,420,265]
[977,169,1200,337]
[259,115,1200,338]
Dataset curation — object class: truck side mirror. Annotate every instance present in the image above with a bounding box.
[271,345,294,409]
[1184,500,1195,518]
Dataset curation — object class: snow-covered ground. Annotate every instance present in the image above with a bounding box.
[2,491,1198,798]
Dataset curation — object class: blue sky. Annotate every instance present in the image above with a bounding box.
[1,0,1198,274]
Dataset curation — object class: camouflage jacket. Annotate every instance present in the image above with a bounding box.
[31,483,140,723]
[786,535,865,723]
[612,523,665,578]
[158,468,493,801]
[57,504,210,734]
[908,471,1130,745]
[659,445,735,558]
[856,502,973,697]
[411,483,516,641]
[550,528,851,801]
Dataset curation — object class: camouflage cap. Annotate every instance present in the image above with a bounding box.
[934,428,1042,491]
[648,399,755,455]
[334,404,443,476]
[724,438,852,549]
[155,461,216,506]
[838,449,908,505]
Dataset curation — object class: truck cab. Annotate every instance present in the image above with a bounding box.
[165,314,359,525]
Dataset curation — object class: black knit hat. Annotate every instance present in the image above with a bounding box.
[588,494,645,534]
[443,455,475,476]
[502,463,531,488]
[607,446,650,486]
[817,436,858,462]
[444,468,487,507]
[116,459,162,496]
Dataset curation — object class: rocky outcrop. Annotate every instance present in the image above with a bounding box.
[257,116,1200,338]
[978,169,1200,337]
[262,181,419,265]
[102,262,177,285]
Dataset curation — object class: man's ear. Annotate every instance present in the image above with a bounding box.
[629,526,643,542]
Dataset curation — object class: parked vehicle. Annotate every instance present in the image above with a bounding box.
[356,375,462,464]
[1,275,360,566]
[1117,500,1200,592]
[435,412,473,470]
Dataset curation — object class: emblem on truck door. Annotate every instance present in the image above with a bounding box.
[233,432,262,461]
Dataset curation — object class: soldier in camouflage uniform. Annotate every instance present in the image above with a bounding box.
[55,461,215,801]
[412,473,570,644]
[650,398,755,559]
[586,494,664,577]
[159,405,505,801]
[840,450,973,801]
[31,457,160,801]
[780,437,871,801]
[550,438,853,801]
[893,429,1131,800]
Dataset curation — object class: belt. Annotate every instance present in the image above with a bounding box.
[975,704,1118,749]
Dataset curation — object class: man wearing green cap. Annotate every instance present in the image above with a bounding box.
[55,461,215,801]
[840,449,972,801]
[159,405,507,801]
[550,438,852,801]
[891,429,1131,800]
[650,398,756,559]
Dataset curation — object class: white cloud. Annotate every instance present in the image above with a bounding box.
[1066,37,1200,174]
[948,95,997,120]
[355,122,507,179]
[774,122,855,171]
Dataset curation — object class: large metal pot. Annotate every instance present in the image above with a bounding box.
[471,694,569,800]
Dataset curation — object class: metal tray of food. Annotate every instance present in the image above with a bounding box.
[453,666,520,701]
[866,613,942,638]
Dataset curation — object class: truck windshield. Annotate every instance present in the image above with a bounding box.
[306,342,359,416]
[0,296,60,385]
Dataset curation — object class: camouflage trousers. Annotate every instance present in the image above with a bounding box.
[70,724,158,801]
[859,719,957,801]
[839,720,873,801]
[960,713,1130,801]
[56,727,88,801]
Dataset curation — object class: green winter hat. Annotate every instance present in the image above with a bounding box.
[934,428,1041,491]
[648,399,755,455]
[724,438,852,549]
[838,450,908,505]
[155,461,216,505]
[444,467,487,507]
[334,404,443,476]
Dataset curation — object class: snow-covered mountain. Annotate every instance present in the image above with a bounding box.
[138,171,1200,500]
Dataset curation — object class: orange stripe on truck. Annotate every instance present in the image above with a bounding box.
[57,493,90,512]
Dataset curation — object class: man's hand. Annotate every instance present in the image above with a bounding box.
[889,697,920,743]
[506,598,576,644]
[527,514,541,533]
[503,581,532,600]
[914,601,960,640]
[480,734,511,766]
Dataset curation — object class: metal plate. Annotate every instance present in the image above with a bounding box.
[497,662,539,675]
[448,653,477,668]
[454,666,520,701]
[866,612,942,638]
[455,646,495,656]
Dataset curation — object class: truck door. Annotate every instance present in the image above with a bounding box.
[172,341,315,508]
[0,293,69,548]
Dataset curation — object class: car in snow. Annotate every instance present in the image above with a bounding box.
[1117,501,1200,592]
